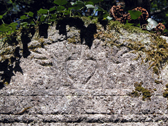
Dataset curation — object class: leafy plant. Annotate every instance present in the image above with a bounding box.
[126,10,142,27]
[0,0,110,44]
[128,10,142,20]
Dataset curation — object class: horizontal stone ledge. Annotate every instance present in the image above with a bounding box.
[0,88,162,96]
[0,114,168,123]
[0,122,166,126]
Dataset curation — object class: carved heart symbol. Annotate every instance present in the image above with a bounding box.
[66,59,97,84]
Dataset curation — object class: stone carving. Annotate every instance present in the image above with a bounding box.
[0,18,168,125]
[66,59,97,85]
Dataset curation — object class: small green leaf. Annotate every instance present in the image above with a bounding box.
[85,4,95,9]
[0,15,3,19]
[57,6,65,11]
[3,12,7,16]
[137,23,140,27]
[51,14,57,19]
[20,22,28,28]
[126,20,134,26]
[90,0,103,4]
[20,15,29,20]
[128,10,142,20]
[30,20,35,25]
[25,11,34,17]
[0,24,10,32]
[96,6,104,11]
[40,15,47,22]
[9,0,13,3]
[71,1,84,10]
[37,8,48,15]
[9,22,18,30]
[7,30,12,35]
[49,7,56,12]
[54,0,67,6]
[63,10,70,15]
[49,18,56,22]
[102,12,109,19]
[84,2,94,5]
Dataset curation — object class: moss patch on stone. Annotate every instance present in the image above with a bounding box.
[128,82,152,101]
[155,79,162,84]
[163,84,168,98]
[128,90,140,97]
[163,91,168,98]
[166,84,168,88]
[93,18,168,76]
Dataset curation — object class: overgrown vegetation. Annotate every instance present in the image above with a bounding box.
[93,19,168,76]
[0,0,108,42]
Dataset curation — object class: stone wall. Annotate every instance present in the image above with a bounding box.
[0,18,168,125]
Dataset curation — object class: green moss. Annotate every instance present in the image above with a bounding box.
[153,67,159,75]
[128,90,140,97]
[155,79,162,84]
[142,88,151,101]
[108,21,124,33]
[128,81,151,101]
[67,36,76,44]
[165,84,168,88]
[135,85,144,92]
[96,19,168,76]
[107,20,149,34]
[163,91,168,98]
[123,24,149,34]
[39,62,53,67]
[38,37,45,43]
[134,81,143,87]
[4,81,9,85]
[80,17,98,26]
[145,35,168,74]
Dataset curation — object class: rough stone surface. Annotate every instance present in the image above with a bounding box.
[1,21,168,125]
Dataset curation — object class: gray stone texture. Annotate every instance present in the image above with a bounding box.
[0,21,168,125]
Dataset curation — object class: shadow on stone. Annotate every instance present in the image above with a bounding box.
[6,32,18,46]
[21,28,32,58]
[85,23,97,49]
[98,18,108,30]
[0,47,23,89]
[39,23,49,38]
[56,17,97,49]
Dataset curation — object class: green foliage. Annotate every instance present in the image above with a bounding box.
[54,0,67,6]
[25,11,34,17]
[37,9,48,15]
[128,10,142,20]
[0,0,110,44]
[20,15,29,20]
[90,0,103,4]
[126,10,142,27]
